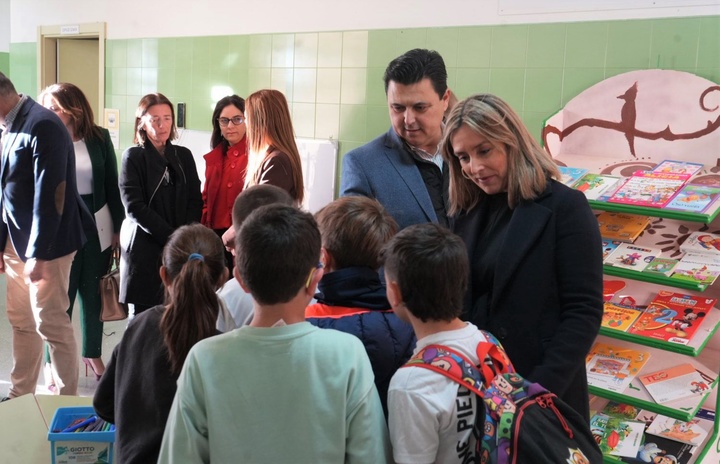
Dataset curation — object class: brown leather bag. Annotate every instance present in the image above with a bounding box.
[99,248,128,322]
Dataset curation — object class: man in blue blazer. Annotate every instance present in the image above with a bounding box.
[340,49,451,230]
[0,72,94,398]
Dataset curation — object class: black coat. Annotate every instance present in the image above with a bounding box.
[118,141,202,305]
[453,180,603,421]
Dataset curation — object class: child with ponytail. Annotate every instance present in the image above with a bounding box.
[93,224,228,464]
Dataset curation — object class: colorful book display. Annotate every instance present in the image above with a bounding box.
[604,243,661,272]
[670,252,720,286]
[620,435,697,464]
[602,240,623,260]
[627,291,715,345]
[599,417,646,458]
[602,302,644,332]
[664,184,720,213]
[558,166,589,187]
[639,363,714,404]
[651,160,704,177]
[642,257,680,277]
[597,212,651,243]
[608,171,691,208]
[573,173,624,200]
[646,409,714,446]
[586,342,651,393]
[679,231,720,256]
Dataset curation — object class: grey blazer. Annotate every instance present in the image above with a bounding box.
[340,128,439,230]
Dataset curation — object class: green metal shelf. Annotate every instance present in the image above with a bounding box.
[603,265,708,292]
[598,318,720,357]
[588,199,720,224]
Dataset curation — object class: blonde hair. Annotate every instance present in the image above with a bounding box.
[244,89,304,204]
[441,94,560,215]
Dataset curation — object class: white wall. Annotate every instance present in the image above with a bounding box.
[9,0,720,43]
[0,0,10,52]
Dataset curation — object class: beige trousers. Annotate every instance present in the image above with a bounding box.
[4,240,78,397]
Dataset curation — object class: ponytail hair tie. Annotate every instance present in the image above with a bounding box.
[188,253,204,262]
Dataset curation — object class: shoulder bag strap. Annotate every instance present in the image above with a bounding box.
[404,344,486,397]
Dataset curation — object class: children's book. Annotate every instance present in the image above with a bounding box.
[679,231,720,256]
[639,363,714,404]
[604,243,661,272]
[646,408,715,446]
[599,417,646,458]
[619,435,697,464]
[573,173,624,200]
[590,412,610,445]
[670,252,720,286]
[558,166,589,186]
[642,257,680,277]
[602,240,623,260]
[602,302,644,332]
[664,184,720,213]
[597,212,652,243]
[627,291,716,345]
[651,159,704,177]
[586,342,651,393]
[600,401,642,421]
[608,171,691,208]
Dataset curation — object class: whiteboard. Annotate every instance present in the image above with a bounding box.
[175,129,337,213]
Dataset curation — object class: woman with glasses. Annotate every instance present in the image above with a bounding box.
[39,82,125,386]
[202,95,247,271]
[118,93,202,316]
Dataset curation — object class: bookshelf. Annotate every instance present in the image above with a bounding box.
[589,188,720,464]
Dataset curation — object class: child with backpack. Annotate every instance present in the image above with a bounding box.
[384,223,601,464]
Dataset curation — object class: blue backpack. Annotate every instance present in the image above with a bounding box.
[404,331,602,464]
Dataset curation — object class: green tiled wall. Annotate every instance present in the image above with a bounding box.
[0,53,9,75]
[8,16,720,180]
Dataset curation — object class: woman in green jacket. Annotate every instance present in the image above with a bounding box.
[40,82,125,387]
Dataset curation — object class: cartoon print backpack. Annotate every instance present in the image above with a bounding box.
[404,331,602,464]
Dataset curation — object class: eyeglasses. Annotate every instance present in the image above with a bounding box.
[305,262,324,288]
[145,116,173,127]
[218,116,244,127]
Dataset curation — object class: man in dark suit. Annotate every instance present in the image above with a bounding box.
[0,72,94,398]
[340,49,451,230]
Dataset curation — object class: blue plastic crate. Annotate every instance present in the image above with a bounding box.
[48,406,114,464]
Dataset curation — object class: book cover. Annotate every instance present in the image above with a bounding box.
[670,252,720,286]
[642,257,680,277]
[599,417,646,458]
[590,412,610,445]
[602,302,644,332]
[646,409,714,446]
[573,173,624,200]
[679,231,720,256]
[602,240,623,260]
[597,212,652,243]
[608,171,691,208]
[627,291,716,344]
[604,243,661,272]
[586,342,651,393]
[664,184,720,213]
[651,160,704,177]
[639,363,714,404]
[597,179,626,202]
[558,166,589,187]
[619,435,697,464]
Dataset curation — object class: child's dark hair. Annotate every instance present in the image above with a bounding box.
[236,204,320,305]
[160,224,225,375]
[315,196,398,270]
[232,184,295,228]
[381,223,468,322]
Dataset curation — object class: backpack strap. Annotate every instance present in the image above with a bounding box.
[404,344,486,397]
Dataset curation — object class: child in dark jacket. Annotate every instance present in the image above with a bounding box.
[305,196,416,416]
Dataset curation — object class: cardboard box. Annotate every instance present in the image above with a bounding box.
[47,406,114,464]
